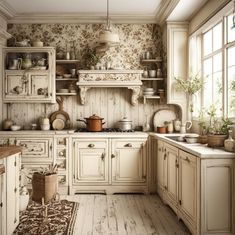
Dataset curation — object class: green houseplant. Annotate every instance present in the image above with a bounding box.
[175,74,204,120]
[199,104,232,147]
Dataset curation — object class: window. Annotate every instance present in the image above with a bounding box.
[190,6,235,119]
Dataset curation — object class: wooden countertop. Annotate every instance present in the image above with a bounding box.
[0,146,22,160]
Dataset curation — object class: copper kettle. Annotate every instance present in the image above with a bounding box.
[77,114,105,132]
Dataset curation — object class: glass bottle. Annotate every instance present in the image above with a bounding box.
[143,115,150,132]
[224,130,235,152]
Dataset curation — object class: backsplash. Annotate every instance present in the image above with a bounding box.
[4,23,180,130]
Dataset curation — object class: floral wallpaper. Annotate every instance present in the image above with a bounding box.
[7,23,163,71]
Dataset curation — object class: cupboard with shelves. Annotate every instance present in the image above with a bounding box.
[2,47,56,103]
[55,59,79,96]
[140,58,165,104]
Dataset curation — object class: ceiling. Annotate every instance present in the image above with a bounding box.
[0,0,209,24]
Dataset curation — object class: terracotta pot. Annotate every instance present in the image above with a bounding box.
[157,126,166,134]
[77,114,105,132]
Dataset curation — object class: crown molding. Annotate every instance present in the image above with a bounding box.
[0,1,15,18]
[156,0,180,26]
[7,13,158,24]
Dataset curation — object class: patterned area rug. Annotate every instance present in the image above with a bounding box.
[14,200,79,235]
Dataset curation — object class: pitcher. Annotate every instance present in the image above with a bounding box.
[180,121,192,134]
[9,58,22,70]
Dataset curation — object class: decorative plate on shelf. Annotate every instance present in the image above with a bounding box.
[153,109,177,129]
[52,118,65,130]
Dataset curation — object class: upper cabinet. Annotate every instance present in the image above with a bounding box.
[2,47,56,103]
[166,23,189,121]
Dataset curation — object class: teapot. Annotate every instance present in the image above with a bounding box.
[180,121,192,134]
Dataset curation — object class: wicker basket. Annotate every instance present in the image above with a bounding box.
[32,172,57,203]
[207,134,227,147]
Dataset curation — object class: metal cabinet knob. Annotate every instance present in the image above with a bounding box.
[124,143,132,147]
[88,143,95,148]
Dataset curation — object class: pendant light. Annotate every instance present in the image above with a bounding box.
[99,0,120,46]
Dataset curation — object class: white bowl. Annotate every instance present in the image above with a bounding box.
[143,88,154,92]
[185,137,198,144]
[143,91,155,96]
[11,125,21,131]
[58,89,69,93]
[63,74,72,78]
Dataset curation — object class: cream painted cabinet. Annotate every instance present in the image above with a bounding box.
[164,142,178,213]
[0,152,20,235]
[156,139,235,235]
[73,139,109,184]
[2,47,55,103]
[201,159,234,235]
[156,139,165,197]
[178,150,199,234]
[111,139,147,184]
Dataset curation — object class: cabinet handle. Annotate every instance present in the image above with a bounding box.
[14,218,17,223]
[164,154,167,160]
[158,147,161,152]
[179,200,182,205]
[164,186,167,190]
[0,202,3,207]
[88,143,95,148]
[21,144,27,147]
[111,154,115,158]
[14,187,17,193]
[124,143,132,147]
[50,144,53,150]
[175,160,179,168]
[185,157,190,163]
[142,175,146,179]
[101,153,105,161]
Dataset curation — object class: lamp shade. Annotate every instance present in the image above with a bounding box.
[99,30,120,46]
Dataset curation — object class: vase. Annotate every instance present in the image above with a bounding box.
[207,134,227,147]
[224,130,235,152]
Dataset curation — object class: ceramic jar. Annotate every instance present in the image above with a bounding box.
[174,119,181,132]
[19,186,29,211]
[2,118,14,130]
[224,130,235,152]
[167,121,174,133]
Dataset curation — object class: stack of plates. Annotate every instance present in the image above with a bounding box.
[143,88,155,96]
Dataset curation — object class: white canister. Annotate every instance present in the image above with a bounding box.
[167,121,174,133]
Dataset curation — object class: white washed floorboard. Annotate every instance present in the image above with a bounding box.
[60,194,191,235]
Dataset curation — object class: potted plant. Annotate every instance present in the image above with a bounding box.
[85,48,101,69]
[204,104,232,147]
[175,74,204,120]
[198,108,208,144]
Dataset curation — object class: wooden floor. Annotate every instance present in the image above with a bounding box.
[61,194,191,235]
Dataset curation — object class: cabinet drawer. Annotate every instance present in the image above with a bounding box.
[179,150,196,164]
[114,140,146,149]
[75,140,107,149]
[16,138,53,161]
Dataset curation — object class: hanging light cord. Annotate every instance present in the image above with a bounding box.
[233,0,235,28]
[106,0,111,31]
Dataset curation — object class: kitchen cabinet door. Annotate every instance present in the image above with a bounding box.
[111,139,147,183]
[6,153,20,235]
[157,140,165,196]
[178,150,198,231]
[165,143,178,212]
[73,140,108,183]
[201,159,235,235]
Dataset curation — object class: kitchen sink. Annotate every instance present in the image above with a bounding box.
[165,136,186,142]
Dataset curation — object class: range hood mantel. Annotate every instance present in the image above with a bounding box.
[77,70,143,105]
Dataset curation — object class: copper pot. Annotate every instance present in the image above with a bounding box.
[77,114,105,132]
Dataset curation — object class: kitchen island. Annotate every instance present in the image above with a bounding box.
[0,146,21,235]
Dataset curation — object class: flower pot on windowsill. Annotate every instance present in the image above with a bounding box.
[199,135,208,144]
[207,134,227,148]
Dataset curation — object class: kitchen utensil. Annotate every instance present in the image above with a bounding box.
[21,57,32,69]
[118,117,132,131]
[180,121,192,134]
[174,119,181,132]
[153,109,177,132]
[77,114,105,132]
[9,58,22,70]
[185,136,199,144]
[11,125,21,131]
[50,97,70,129]
[148,70,157,78]
[63,74,72,78]
[32,40,43,47]
[52,118,65,130]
